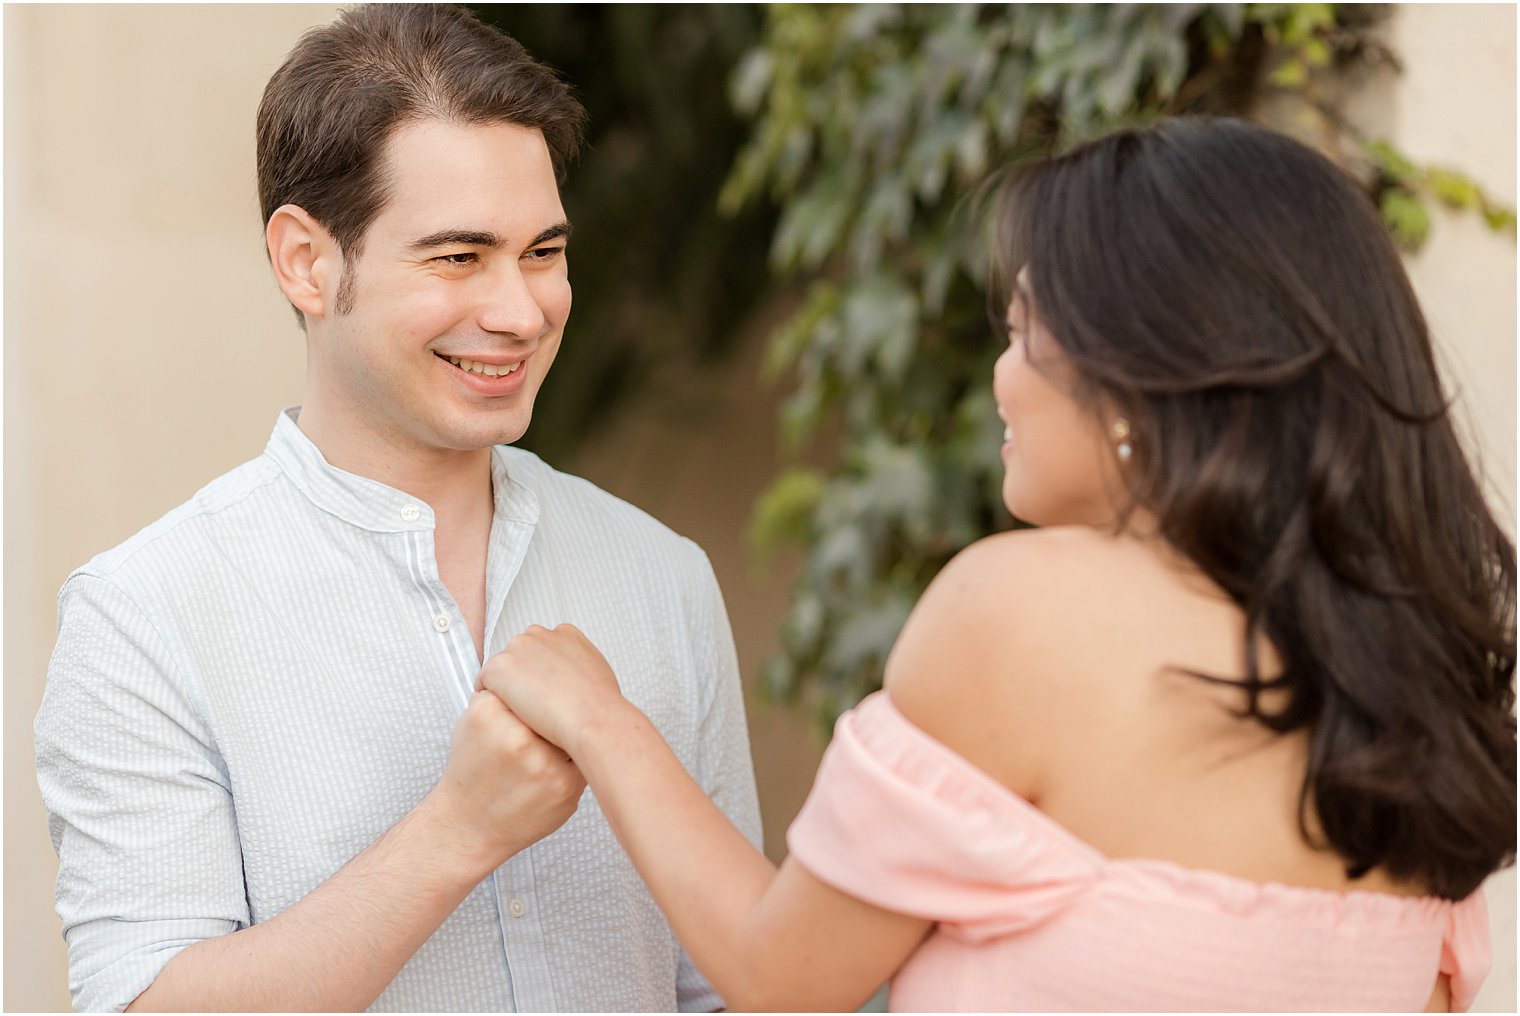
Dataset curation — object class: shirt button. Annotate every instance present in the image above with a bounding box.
[508,898,526,919]
[433,614,451,633]
[400,504,421,522]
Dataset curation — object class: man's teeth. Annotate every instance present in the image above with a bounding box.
[1004,425,1013,442]
[445,355,522,378]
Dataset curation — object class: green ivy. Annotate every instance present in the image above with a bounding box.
[726,3,1515,735]
[1366,140,1518,250]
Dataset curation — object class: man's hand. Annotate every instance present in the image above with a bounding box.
[422,687,587,875]
[476,624,629,758]
[127,689,586,1012]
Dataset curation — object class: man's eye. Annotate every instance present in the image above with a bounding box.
[526,246,565,262]
[435,253,477,266]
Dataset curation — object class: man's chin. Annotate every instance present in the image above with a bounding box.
[437,416,532,452]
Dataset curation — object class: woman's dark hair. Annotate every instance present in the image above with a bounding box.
[993,117,1515,900]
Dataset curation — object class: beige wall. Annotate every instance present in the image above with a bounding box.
[1380,7,1517,1010]
[5,8,338,1011]
[1388,5,1517,523]
[4,5,1514,1013]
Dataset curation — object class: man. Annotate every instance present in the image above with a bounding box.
[34,5,760,1011]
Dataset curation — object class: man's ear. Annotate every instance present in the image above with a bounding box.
[266,205,342,320]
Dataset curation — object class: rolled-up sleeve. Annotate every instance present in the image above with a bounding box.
[674,545,763,1013]
[36,574,249,1012]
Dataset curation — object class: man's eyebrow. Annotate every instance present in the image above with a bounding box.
[404,229,501,255]
[403,221,572,256]
[527,221,572,247]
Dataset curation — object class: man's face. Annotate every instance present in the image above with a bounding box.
[308,119,571,456]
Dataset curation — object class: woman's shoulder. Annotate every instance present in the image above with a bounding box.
[888,526,1173,664]
[928,525,1171,592]
[885,526,1261,792]
[883,526,1173,797]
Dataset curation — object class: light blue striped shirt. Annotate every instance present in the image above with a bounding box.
[35,408,762,1012]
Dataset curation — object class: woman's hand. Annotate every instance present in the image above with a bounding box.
[476,624,630,757]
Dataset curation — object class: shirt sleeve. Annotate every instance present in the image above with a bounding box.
[1443,886,1491,1013]
[786,694,1099,943]
[674,543,763,1013]
[35,574,250,1013]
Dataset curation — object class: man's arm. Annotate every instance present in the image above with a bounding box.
[128,689,580,1012]
[37,576,582,1013]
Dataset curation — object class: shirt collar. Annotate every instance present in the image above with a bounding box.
[264,407,539,533]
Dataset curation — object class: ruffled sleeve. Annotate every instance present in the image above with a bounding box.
[786,692,1101,943]
[1442,889,1491,1012]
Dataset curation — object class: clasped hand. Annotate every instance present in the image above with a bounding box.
[476,624,627,758]
[423,626,620,871]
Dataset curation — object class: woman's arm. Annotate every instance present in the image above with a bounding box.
[477,629,932,1012]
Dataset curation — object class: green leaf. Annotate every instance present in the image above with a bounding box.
[765,282,841,380]
[820,591,915,680]
[730,49,775,115]
[1482,206,1518,234]
[1209,4,1246,41]
[1379,188,1431,251]
[1426,168,1480,210]
[849,175,914,272]
[1279,3,1334,44]
[1096,33,1148,113]
[1269,59,1308,88]
[1365,139,1418,186]
[1153,30,1191,98]
[780,376,828,449]
[760,656,796,703]
[985,55,1029,147]
[784,590,826,659]
[955,118,991,180]
[1302,36,1332,66]
[748,468,827,564]
[771,167,853,270]
[839,275,920,383]
[813,522,873,584]
[852,438,940,544]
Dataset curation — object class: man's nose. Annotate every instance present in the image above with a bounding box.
[477,265,548,340]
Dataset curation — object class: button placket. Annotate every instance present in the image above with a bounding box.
[495,855,556,1009]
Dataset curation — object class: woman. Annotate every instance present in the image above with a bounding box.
[479,118,1516,1011]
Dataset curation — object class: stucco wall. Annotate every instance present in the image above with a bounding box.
[5,6,1513,1012]
[1378,7,1517,1010]
[5,8,336,1010]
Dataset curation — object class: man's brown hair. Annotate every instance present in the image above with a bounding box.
[257,4,586,313]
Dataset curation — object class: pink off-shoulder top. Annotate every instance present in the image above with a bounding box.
[787,692,1490,1012]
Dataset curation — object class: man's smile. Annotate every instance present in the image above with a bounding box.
[437,353,525,377]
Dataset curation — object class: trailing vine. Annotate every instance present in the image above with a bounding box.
[725,3,1515,731]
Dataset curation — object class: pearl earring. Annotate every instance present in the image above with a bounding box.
[1112,419,1132,462]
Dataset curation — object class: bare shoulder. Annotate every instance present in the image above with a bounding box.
[883,526,1142,797]
[937,524,1137,598]
[884,525,1140,678]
